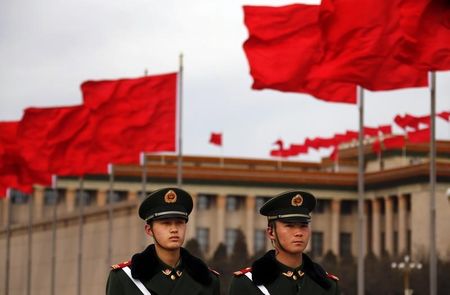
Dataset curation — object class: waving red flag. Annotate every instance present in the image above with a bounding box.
[243,4,356,104]
[383,135,406,150]
[438,111,450,122]
[78,73,177,172]
[312,0,427,90]
[407,128,430,143]
[398,0,450,71]
[209,133,222,146]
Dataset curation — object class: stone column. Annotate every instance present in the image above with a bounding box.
[372,199,381,256]
[97,190,108,207]
[330,199,341,256]
[385,196,394,255]
[127,190,138,202]
[33,186,45,220]
[245,196,256,255]
[398,194,407,254]
[2,197,10,226]
[216,195,226,245]
[66,188,76,213]
[186,193,198,242]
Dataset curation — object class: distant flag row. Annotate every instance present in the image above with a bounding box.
[0,73,178,198]
[270,111,450,159]
[242,0,450,104]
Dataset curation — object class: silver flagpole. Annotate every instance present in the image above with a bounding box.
[76,176,84,295]
[140,152,147,249]
[4,188,12,295]
[50,175,58,295]
[177,53,184,187]
[26,189,34,295]
[357,86,365,295]
[107,164,114,267]
[429,71,437,295]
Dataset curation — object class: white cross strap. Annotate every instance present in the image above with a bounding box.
[244,272,270,295]
[122,266,152,295]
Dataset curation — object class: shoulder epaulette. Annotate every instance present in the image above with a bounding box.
[233,267,252,276]
[327,272,339,281]
[209,268,220,276]
[111,260,132,270]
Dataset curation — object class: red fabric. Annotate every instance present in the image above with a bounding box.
[330,147,339,161]
[395,113,431,130]
[378,125,393,135]
[398,0,450,71]
[372,139,382,153]
[312,0,427,90]
[209,132,222,146]
[289,144,308,155]
[305,137,336,150]
[364,127,379,137]
[438,111,450,121]
[243,4,356,104]
[383,135,406,150]
[270,148,294,158]
[273,139,284,150]
[77,73,177,173]
[345,130,359,140]
[407,128,430,143]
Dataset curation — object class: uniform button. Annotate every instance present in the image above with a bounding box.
[170,274,176,280]
[293,275,297,280]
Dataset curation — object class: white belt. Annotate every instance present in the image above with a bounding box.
[244,272,270,295]
[122,266,152,295]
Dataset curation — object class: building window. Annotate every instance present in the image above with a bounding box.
[226,195,244,211]
[339,232,352,257]
[197,194,214,210]
[254,229,266,254]
[255,197,271,212]
[44,189,59,205]
[404,194,411,212]
[340,201,353,215]
[75,190,94,206]
[10,190,30,204]
[107,190,127,203]
[196,227,210,253]
[311,232,324,257]
[314,199,328,214]
[225,228,239,255]
[392,196,398,213]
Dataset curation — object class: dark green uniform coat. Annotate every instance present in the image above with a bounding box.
[106,245,220,295]
[229,250,339,295]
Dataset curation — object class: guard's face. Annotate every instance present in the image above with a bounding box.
[268,220,311,254]
[146,218,187,250]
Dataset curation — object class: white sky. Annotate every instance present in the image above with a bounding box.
[1,0,449,162]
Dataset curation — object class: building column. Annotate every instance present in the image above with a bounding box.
[33,186,45,220]
[245,196,256,255]
[385,196,394,255]
[66,188,76,213]
[330,199,340,256]
[127,190,138,202]
[2,197,10,226]
[216,195,226,245]
[186,193,198,241]
[97,190,107,207]
[398,194,407,254]
[372,199,381,256]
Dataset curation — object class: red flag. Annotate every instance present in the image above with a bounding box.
[407,128,430,143]
[378,125,392,135]
[312,0,428,90]
[383,135,406,150]
[372,139,382,154]
[395,113,430,130]
[289,144,308,155]
[243,4,356,104]
[398,0,450,71]
[364,127,379,137]
[330,147,339,161]
[209,132,222,146]
[438,111,450,122]
[273,139,284,150]
[78,73,177,173]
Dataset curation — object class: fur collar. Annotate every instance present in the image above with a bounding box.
[252,250,331,290]
[130,244,213,286]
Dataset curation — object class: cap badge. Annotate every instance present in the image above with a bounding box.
[291,194,303,207]
[164,190,177,203]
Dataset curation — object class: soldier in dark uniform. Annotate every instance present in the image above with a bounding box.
[229,190,339,295]
[106,187,220,295]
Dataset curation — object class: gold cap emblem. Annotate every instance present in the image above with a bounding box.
[164,190,177,203]
[291,194,303,207]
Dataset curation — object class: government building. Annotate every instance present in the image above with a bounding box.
[1,140,449,294]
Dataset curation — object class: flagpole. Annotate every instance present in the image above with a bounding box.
[50,175,58,295]
[177,53,184,187]
[76,176,84,295]
[429,71,437,295]
[4,188,12,295]
[107,164,114,267]
[357,86,365,295]
[140,152,147,249]
[26,189,34,295]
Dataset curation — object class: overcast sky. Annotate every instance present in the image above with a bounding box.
[1,0,449,162]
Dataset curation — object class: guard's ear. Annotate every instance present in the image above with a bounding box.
[266,225,275,241]
[145,223,153,237]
